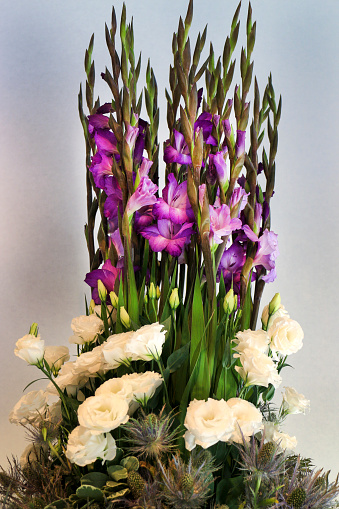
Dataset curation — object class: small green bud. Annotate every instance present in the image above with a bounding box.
[29,323,39,336]
[88,299,96,315]
[223,289,236,314]
[110,291,119,309]
[120,306,131,328]
[169,288,180,310]
[41,427,47,442]
[156,285,161,299]
[149,282,157,299]
[97,279,107,302]
[269,293,281,316]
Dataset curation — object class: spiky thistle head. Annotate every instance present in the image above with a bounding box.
[158,452,215,509]
[122,407,180,460]
[236,434,285,481]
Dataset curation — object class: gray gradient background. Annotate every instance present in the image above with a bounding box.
[0,0,338,474]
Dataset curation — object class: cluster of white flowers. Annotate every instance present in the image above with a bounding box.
[184,397,263,450]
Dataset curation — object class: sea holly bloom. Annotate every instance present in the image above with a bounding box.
[141,219,194,257]
[125,177,158,219]
[85,259,121,304]
[153,173,194,224]
[209,204,242,246]
[163,130,192,165]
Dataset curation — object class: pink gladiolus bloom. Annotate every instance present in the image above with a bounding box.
[90,152,113,190]
[94,129,118,156]
[243,226,279,282]
[153,173,194,224]
[141,219,195,257]
[163,130,192,165]
[229,187,249,216]
[209,204,242,245]
[125,177,158,218]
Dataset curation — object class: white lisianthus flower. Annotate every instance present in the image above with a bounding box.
[102,331,135,369]
[233,329,270,354]
[77,394,129,434]
[184,398,236,451]
[65,426,117,466]
[121,371,163,408]
[9,390,48,424]
[95,378,134,403]
[269,317,304,358]
[69,314,104,345]
[234,348,282,388]
[20,443,48,468]
[227,398,263,443]
[263,421,297,452]
[282,387,310,415]
[44,345,70,374]
[46,361,89,397]
[262,303,289,330]
[14,334,45,365]
[125,322,166,361]
[92,305,116,326]
[72,345,105,377]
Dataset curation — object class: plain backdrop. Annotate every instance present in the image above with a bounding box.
[0,0,338,475]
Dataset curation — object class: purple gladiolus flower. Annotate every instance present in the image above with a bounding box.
[85,259,120,304]
[141,219,194,257]
[164,130,192,165]
[133,119,148,164]
[194,112,217,146]
[209,151,228,188]
[222,119,232,139]
[209,204,242,245]
[229,187,249,216]
[220,242,245,275]
[243,226,279,282]
[134,205,154,233]
[138,157,153,178]
[88,114,110,134]
[235,130,246,158]
[89,152,113,190]
[153,173,194,224]
[125,124,139,151]
[109,229,124,269]
[126,177,158,218]
[97,103,112,114]
[94,129,118,156]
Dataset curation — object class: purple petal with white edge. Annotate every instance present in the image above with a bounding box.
[209,204,242,244]
[219,242,245,273]
[230,187,249,215]
[210,152,227,186]
[110,228,124,260]
[262,267,277,283]
[125,124,139,150]
[235,130,246,158]
[222,119,231,138]
[139,157,153,178]
[243,224,259,242]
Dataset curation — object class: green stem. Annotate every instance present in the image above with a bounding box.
[38,364,72,423]
[155,356,171,408]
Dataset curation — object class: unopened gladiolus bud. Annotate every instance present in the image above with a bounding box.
[29,323,39,337]
[169,288,180,310]
[269,293,281,315]
[223,289,236,314]
[120,307,131,328]
[156,286,161,299]
[97,280,107,302]
[89,299,96,315]
[110,291,119,309]
[149,282,156,299]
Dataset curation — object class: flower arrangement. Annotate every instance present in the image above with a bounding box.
[1,2,338,508]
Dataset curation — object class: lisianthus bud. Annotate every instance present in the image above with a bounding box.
[269,293,281,315]
[29,323,39,337]
[89,299,96,315]
[149,282,156,300]
[156,286,161,299]
[169,288,180,310]
[223,289,236,314]
[97,280,107,302]
[120,307,131,328]
[110,291,119,309]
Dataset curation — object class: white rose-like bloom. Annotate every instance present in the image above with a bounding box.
[234,348,282,388]
[125,322,166,361]
[14,334,45,365]
[282,387,310,415]
[95,378,134,404]
[9,390,48,424]
[65,425,117,466]
[77,394,129,434]
[102,331,135,369]
[69,314,104,345]
[72,345,105,377]
[121,371,163,402]
[263,421,297,452]
[20,443,48,468]
[227,398,263,443]
[44,345,70,374]
[93,305,116,326]
[269,317,304,358]
[233,329,270,354]
[262,304,289,330]
[184,398,236,451]
[46,361,89,397]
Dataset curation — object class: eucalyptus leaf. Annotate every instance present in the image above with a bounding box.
[76,484,104,501]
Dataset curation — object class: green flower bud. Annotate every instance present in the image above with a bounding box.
[88,299,96,315]
[156,285,161,299]
[149,282,156,299]
[120,306,131,328]
[97,279,107,302]
[110,291,119,309]
[223,289,236,314]
[269,293,281,315]
[29,323,39,337]
[169,288,180,309]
